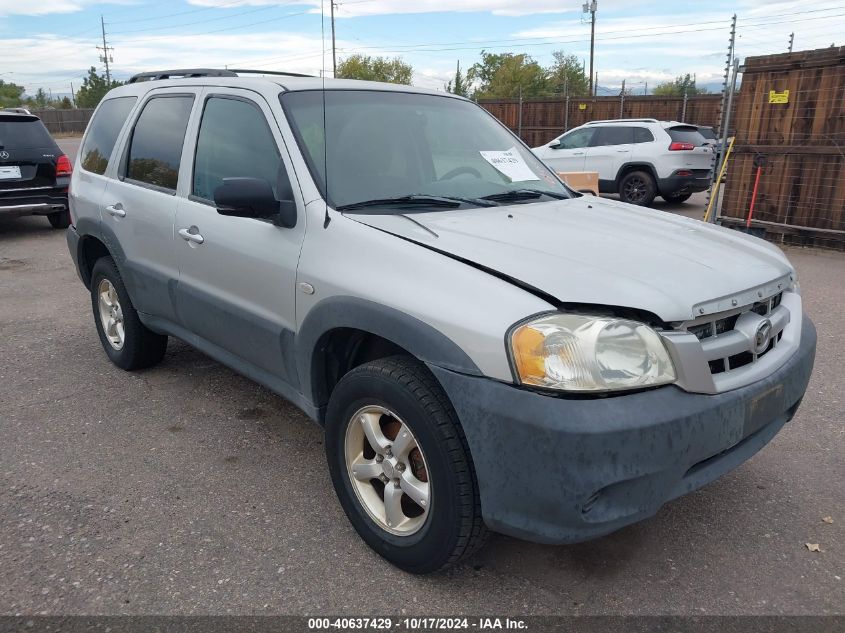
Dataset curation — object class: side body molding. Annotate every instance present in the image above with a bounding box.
[296,296,482,409]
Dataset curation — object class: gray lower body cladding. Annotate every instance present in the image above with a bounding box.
[428,316,816,544]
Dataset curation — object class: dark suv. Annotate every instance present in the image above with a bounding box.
[0,112,72,228]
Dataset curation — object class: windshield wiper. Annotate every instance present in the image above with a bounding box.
[336,194,494,212]
[480,188,569,203]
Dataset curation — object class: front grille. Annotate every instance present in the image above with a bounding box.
[680,291,787,376]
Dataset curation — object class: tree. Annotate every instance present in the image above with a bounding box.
[57,96,73,109]
[468,51,549,99]
[652,73,708,96]
[75,67,123,108]
[336,55,413,85]
[445,60,469,97]
[33,88,49,108]
[547,51,589,96]
[0,80,26,108]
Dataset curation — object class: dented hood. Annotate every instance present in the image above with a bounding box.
[347,196,794,322]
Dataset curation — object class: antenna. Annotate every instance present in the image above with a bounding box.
[321,1,331,228]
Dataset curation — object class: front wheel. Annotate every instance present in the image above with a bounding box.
[619,170,657,206]
[325,356,487,573]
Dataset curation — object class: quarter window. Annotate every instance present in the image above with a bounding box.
[192,97,281,202]
[80,97,137,175]
[126,96,194,191]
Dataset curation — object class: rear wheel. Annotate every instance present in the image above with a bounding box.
[90,256,167,370]
[662,193,692,204]
[47,210,70,229]
[619,170,657,206]
[325,356,486,573]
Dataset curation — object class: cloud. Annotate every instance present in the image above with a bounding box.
[0,0,137,17]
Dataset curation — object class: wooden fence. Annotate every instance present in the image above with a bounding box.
[479,95,723,147]
[719,47,845,249]
[31,108,94,135]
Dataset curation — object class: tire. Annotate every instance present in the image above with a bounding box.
[90,256,167,371]
[47,210,70,229]
[662,193,692,204]
[325,356,487,573]
[619,170,657,206]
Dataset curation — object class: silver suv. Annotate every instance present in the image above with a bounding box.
[66,69,816,573]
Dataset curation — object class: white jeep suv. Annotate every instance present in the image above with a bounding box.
[532,118,713,206]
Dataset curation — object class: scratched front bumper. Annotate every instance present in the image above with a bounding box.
[428,316,816,544]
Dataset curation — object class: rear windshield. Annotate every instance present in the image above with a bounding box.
[697,127,717,140]
[0,116,55,150]
[667,126,706,146]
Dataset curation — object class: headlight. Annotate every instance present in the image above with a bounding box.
[509,313,676,392]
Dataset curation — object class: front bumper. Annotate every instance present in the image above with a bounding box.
[428,316,816,544]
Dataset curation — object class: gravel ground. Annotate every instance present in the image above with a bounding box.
[0,139,841,616]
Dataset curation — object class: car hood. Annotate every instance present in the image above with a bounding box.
[346,196,794,322]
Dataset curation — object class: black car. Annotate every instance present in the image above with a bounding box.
[0,112,72,228]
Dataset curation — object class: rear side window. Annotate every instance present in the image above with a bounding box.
[0,116,55,150]
[126,96,194,191]
[667,126,706,146]
[192,97,281,202]
[591,126,634,146]
[633,127,654,143]
[698,127,717,140]
[80,97,137,175]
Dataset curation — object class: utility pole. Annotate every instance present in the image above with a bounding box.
[644,81,647,95]
[709,58,740,224]
[583,1,598,97]
[97,15,114,84]
[70,82,76,108]
[330,0,337,76]
[788,32,794,53]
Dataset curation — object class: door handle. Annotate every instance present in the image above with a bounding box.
[616,149,629,153]
[105,203,125,218]
[573,151,584,155]
[178,227,204,245]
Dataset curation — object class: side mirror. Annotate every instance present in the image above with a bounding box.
[549,140,562,150]
[214,177,296,228]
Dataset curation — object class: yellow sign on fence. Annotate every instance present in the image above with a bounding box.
[769,89,789,104]
[578,103,587,110]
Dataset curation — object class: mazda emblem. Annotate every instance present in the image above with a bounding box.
[754,319,773,354]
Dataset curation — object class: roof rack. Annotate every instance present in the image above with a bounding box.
[584,118,659,125]
[127,68,314,83]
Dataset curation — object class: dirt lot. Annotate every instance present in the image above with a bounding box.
[0,139,842,615]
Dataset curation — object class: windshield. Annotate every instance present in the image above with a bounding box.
[280,90,570,210]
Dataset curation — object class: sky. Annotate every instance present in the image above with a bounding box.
[1,0,843,99]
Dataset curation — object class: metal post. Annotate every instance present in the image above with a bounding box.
[706,14,736,216]
[788,32,794,53]
[587,1,597,97]
[517,85,523,139]
[619,79,625,118]
[682,89,688,121]
[709,58,739,224]
[564,95,570,132]
[330,0,337,76]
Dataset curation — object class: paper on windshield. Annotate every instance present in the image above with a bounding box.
[479,147,540,182]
